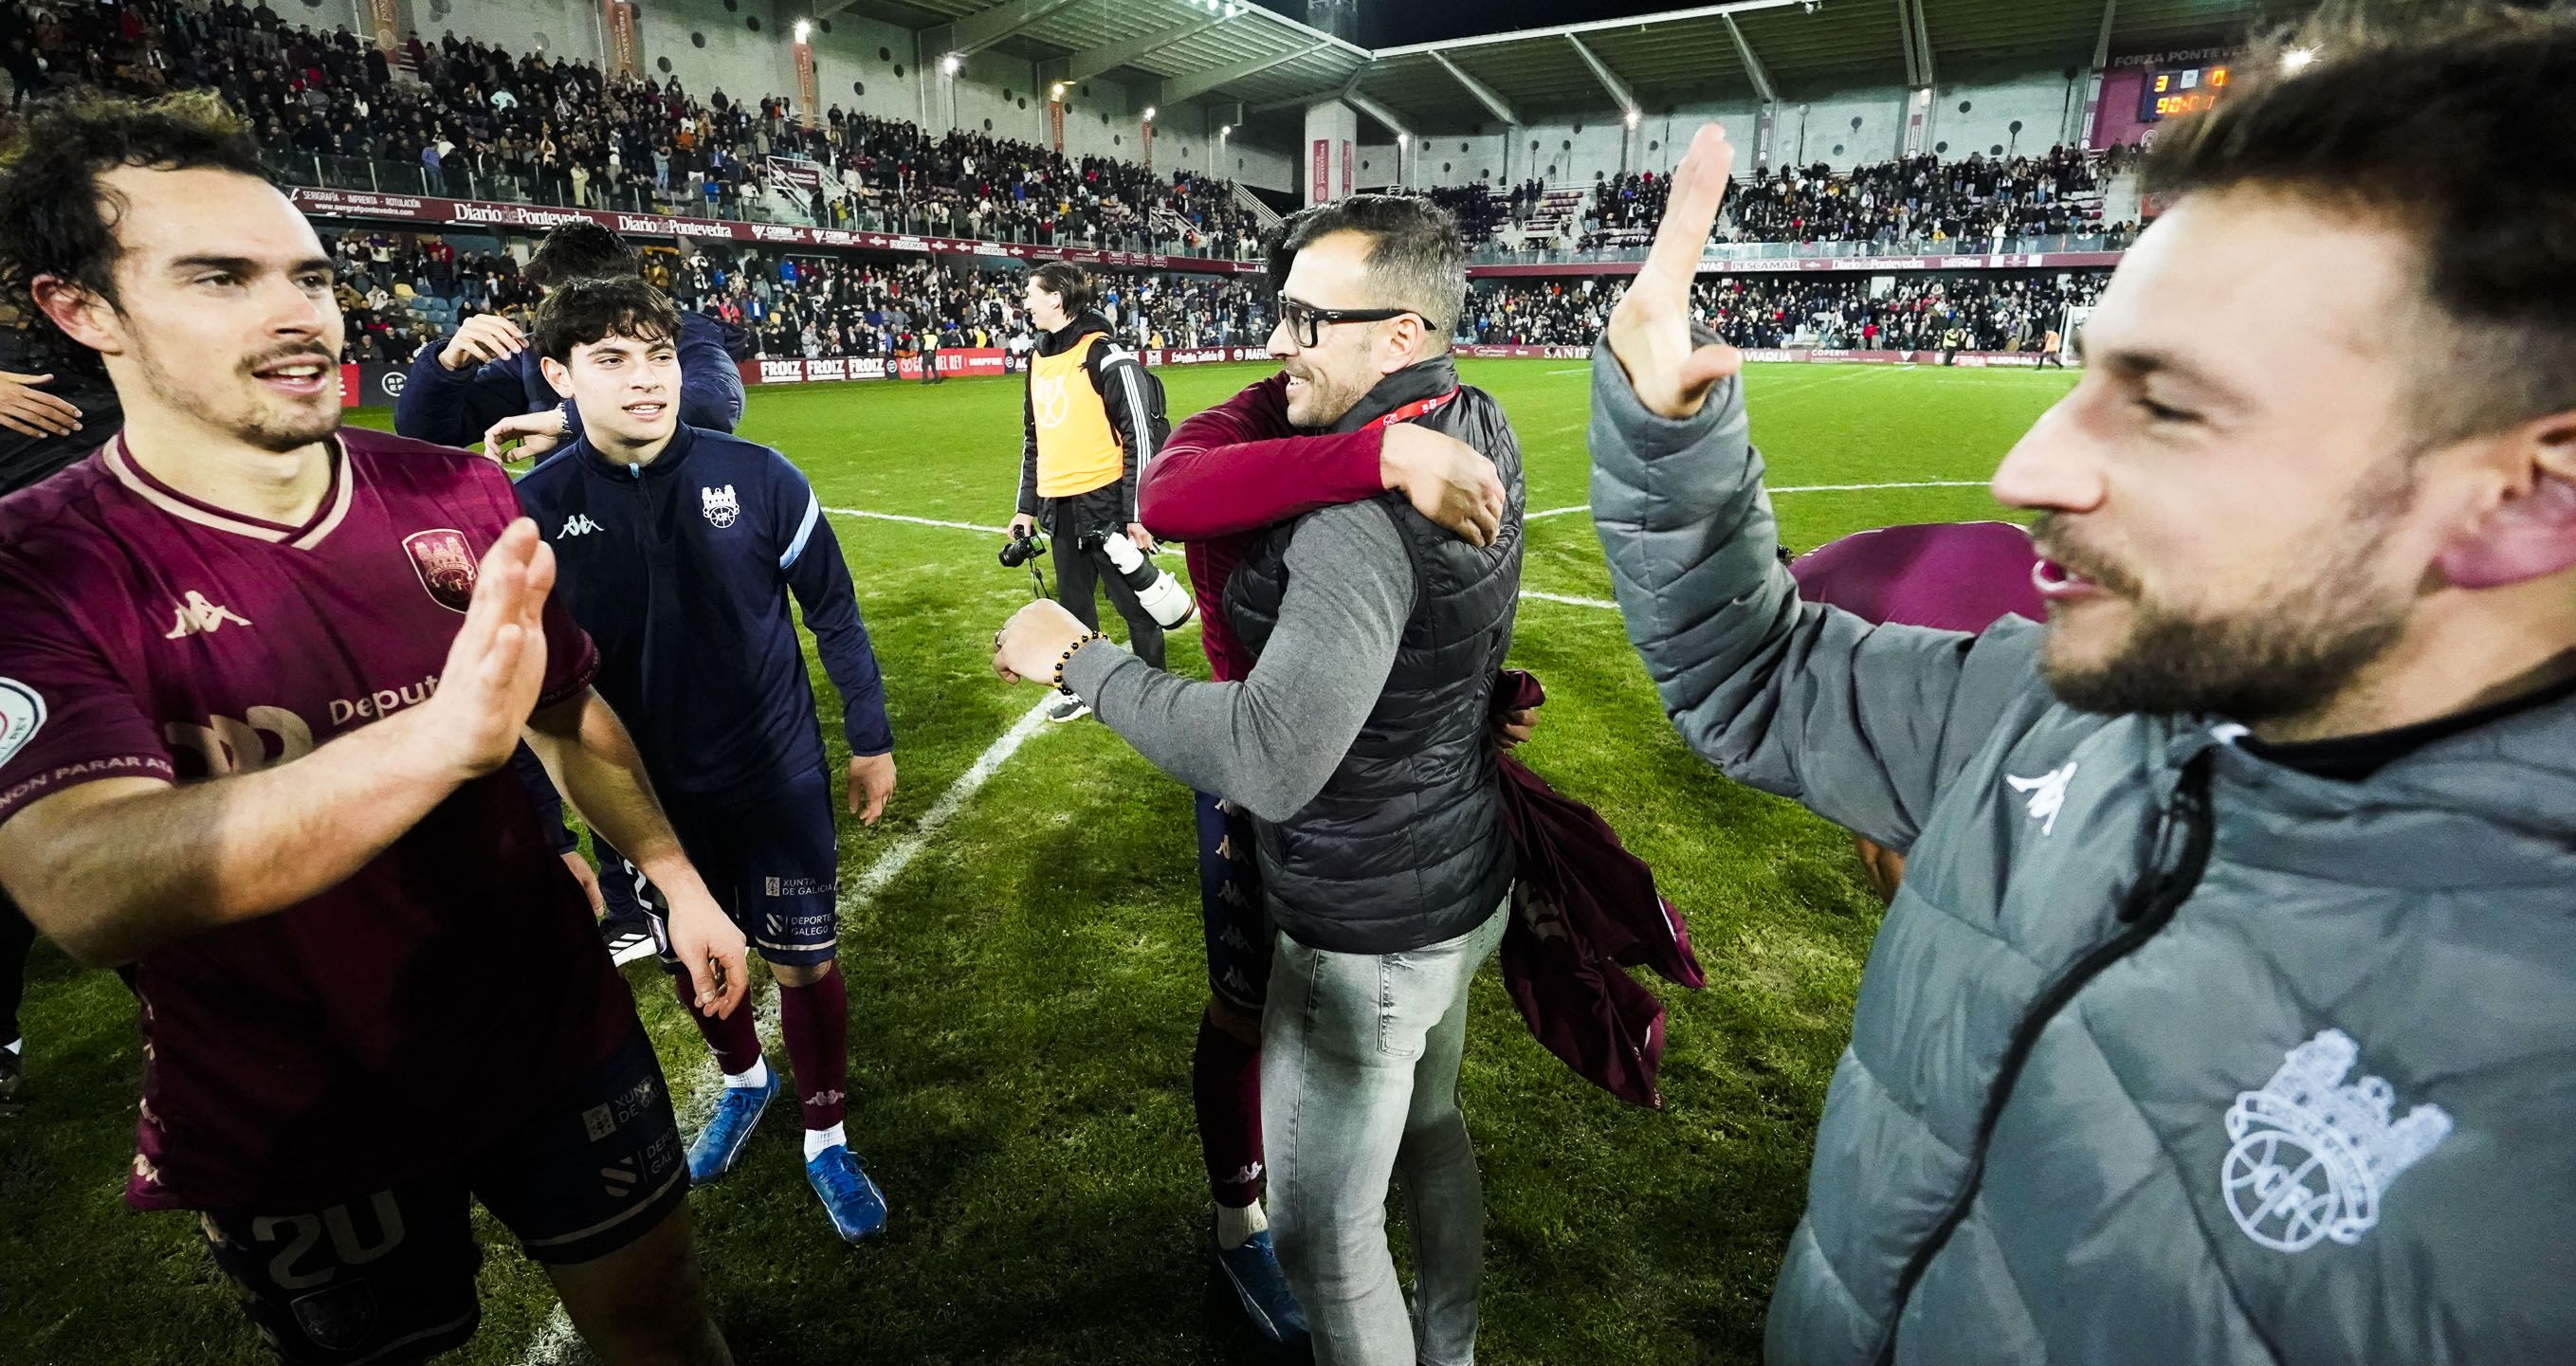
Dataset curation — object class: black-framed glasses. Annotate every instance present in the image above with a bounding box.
[1276,296,1426,349]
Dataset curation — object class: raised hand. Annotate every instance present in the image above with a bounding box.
[1604,123,1745,419]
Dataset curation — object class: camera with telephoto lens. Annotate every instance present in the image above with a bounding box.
[1079,529,1197,630]
[998,531,1047,568]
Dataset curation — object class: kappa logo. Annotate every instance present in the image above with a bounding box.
[2221,1029,2451,1253]
[701,484,740,529]
[163,591,252,640]
[558,514,603,538]
[2004,761,2077,835]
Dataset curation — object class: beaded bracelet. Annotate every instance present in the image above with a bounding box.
[1051,631,1108,695]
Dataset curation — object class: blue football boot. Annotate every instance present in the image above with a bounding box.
[804,1143,890,1244]
[1216,1229,1310,1345]
[685,1066,777,1185]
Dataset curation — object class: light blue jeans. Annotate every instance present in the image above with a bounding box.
[1263,898,1509,1366]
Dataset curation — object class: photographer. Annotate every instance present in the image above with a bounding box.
[1008,262,1167,722]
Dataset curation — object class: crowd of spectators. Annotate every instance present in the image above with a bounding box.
[1722,146,2124,246]
[1439,145,2139,256]
[660,249,1271,360]
[1465,271,2110,352]
[0,0,1264,258]
[315,225,1271,366]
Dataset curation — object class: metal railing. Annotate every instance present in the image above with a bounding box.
[264,151,1263,262]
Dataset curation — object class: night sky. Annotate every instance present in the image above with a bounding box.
[1252,0,1689,47]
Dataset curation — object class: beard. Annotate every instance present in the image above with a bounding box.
[1283,362,1366,428]
[136,332,342,455]
[2034,469,2419,725]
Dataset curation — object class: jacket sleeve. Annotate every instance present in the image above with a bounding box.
[1136,373,1386,542]
[1586,334,2044,852]
[1088,342,1156,524]
[393,340,530,446]
[1061,501,1414,822]
[1015,372,1041,519]
[772,460,893,756]
[676,313,747,432]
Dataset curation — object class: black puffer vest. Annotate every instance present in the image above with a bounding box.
[1222,356,1525,954]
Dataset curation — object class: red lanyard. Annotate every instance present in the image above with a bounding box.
[1365,387,1461,430]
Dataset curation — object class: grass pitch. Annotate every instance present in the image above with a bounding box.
[0,359,2076,1365]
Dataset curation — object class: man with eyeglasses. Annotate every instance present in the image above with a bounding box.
[994,194,1523,1366]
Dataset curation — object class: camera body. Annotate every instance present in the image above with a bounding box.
[998,532,1047,568]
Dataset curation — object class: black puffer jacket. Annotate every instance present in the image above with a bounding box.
[1224,355,1524,953]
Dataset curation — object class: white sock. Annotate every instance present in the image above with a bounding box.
[1215,1198,1268,1249]
[722,1056,769,1090]
[803,1121,847,1160]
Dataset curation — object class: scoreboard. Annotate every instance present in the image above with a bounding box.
[2140,63,2230,120]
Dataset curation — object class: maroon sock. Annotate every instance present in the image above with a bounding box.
[777,967,850,1132]
[675,971,762,1076]
[1193,1011,1265,1209]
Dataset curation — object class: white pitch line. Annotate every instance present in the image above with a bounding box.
[1522,590,1619,610]
[842,698,1055,902]
[825,506,1006,535]
[1769,480,1989,493]
[519,697,1060,1366]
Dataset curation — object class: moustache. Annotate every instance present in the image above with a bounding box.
[2029,515,2143,598]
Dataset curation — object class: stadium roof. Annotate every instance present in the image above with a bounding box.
[814,0,2268,136]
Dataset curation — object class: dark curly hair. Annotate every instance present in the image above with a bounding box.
[0,90,269,380]
[532,275,682,364]
[523,221,643,290]
[2145,1,2576,444]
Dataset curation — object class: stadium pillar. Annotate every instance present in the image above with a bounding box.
[1303,100,1359,205]
[1905,86,1933,157]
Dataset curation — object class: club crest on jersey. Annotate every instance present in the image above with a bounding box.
[701,484,740,529]
[2220,1028,2452,1253]
[403,529,477,613]
[0,678,44,770]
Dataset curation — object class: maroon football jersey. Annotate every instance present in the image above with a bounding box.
[1790,521,2045,634]
[0,428,638,1212]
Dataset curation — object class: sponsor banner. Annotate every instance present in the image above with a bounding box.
[338,362,412,407]
[289,187,442,222]
[1139,346,1269,367]
[1465,250,2123,279]
[1311,139,1329,206]
[602,0,639,77]
[1449,345,1594,360]
[283,188,1256,274]
[738,351,1002,385]
[764,156,829,191]
[1454,345,2069,369]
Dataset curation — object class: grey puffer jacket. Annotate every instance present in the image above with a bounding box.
[1586,345,2576,1365]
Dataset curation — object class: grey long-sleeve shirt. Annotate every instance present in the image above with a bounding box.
[1060,501,1415,822]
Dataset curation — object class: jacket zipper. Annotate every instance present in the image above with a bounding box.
[1869,751,2217,1365]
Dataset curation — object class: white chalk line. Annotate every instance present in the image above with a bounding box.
[519,697,1060,1366]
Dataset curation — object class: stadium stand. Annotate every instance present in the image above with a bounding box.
[1467,271,2107,351]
